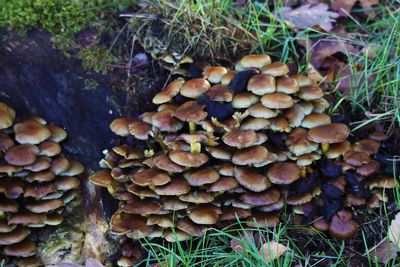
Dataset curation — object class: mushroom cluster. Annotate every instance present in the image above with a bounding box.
[0,102,83,266]
[89,54,394,258]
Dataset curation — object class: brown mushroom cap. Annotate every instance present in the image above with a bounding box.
[0,227,30,245]
[206,146,232,160]
[152,110,183,132]
[179,191,215,203]
[60,160,84,176]
[184,167,220,186]
[247,74,276,95]
[258,197,285,212]
[353,139,380,155]
[240,117,270,131]
[222,129,257,149]
[368,131,388,141]
[127,184,158,198]
[221,70,237,85]
[169,150,208,167]
[343,150,371,166]
[232,146,276,166]
[5,144,40,166]
[0,132,15,153]
[208,176,238,193]
[267,162,300,185]
[261,93,294,109]
[54,176,80,191]
[180,78,211,98]
[276,77,299,94]
[232,92,259,109]
[234,167,271,192]
[307,123,350,144]
[188,205,221,225]
[131,169,171,187]
[261,62,289,76]
[329,210,359,239]
[3,239,36,257]
[177,217,205,236]
[344,193,366,207]
[246,211,279,228]
[24,183,56,199]
[164,229,191,242]
[110,212,150,237]
[153,78,185,104]
[16,257,43,267]
[293,75,314,87]
[13,121,51,144]
[284,103,306,128]
[123,200,162,216]
[241,188,280,206]
[47,124,67,142]
[312,218,329,232]
[301,113,331,129]
[50,157,70,175]
[38,141,61,157]
[153,154,184,173]
[236,54,271,70]
[286,128,318,156]
[368,175,397,190]
[89,169,115,187]
[269,116,291,133]
[110,117,137,137]
[24,157,51,172]
[326,141,351,159]
[247,103,277,119]
[154,178,190,196]
[287,192,313,205]
[203,66,228,83]
[356,160,379,176]
[161,197,189,211]
[206,84,234,102]
[298,85,324,100]
[174,101,207,122]
[25,199,64,213]
[0,102,16,129]
[9,213,47,225]
[0,220,17,233]
[0,198,19,212]
[128,121,152,140]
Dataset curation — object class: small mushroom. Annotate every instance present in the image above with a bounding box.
[328,210,359,240]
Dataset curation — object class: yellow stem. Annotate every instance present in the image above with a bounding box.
[321,143,329,153]
[189,122,196,133]
[300,167,307,178]
[190,142,201,154]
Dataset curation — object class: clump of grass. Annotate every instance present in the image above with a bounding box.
[125,1,297,62]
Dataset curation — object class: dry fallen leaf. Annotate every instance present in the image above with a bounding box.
[259,241,289,263]
[331,0,357,16]
[389,212,400,246]
[281,3,339,32]
[369,238,398,263]
[359,0,380,9]
[309,38,357,68]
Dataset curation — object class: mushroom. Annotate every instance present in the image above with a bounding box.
[307,123,350,153]
[267,162,300,185]
[153,78,185,104]
[328,210,359,239]
[0,102,16,129]
[188,205,221,225]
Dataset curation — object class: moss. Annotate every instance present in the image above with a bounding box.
[0,0,114,37]
[79,46,116,74]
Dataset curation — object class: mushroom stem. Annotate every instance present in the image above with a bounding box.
[306,166,314,174]
[300,167,307,178]
[144,149,154,158]
[107,186,116,196]
[321,143,329,153]
[189,122,196,133]
[149,185,155,191]
[190,142,201,154]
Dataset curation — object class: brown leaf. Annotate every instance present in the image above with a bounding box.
[48,258,106,267]
[230,230,256,253]
[281,3,339,32]
[389,212,400,246]
[359,0,379,9]
[331,0,357,16]
[259,241,289,263]
[309,38,357,68]
[369,239,398,263]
